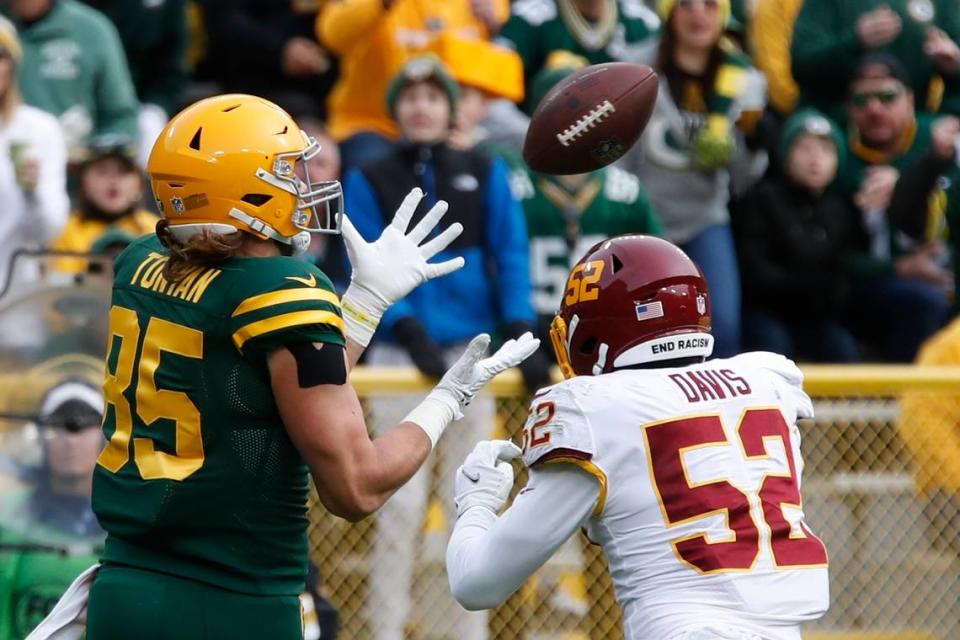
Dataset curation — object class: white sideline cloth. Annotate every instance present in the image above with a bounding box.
[25,563,100,640]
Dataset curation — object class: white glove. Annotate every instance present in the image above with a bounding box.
[455,440,522,516]
[435,332,541,416]
[341,188,465,346]
[404,332,541,447]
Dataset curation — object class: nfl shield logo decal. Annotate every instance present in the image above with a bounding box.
[171,196,185,214]
[697,293,707,315]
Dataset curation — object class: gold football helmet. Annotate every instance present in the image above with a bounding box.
[148,94,342,252]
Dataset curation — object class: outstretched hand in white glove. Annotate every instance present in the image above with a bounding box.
[341,187,465,346]
[455,440,522,516]
[405,332,541,448]
[434,333,541,419]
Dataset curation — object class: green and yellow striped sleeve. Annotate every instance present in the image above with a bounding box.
[230,282,345,356]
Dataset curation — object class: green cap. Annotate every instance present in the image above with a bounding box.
[778,108,844,172]
[386,55,460,118]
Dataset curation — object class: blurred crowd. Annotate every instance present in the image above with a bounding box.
[4,0,960,637]
[2,0,960,368]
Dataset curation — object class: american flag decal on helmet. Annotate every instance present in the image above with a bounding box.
[635,301,664,321]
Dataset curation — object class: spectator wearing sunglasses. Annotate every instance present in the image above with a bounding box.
[0,378,105,640]
[792,0,960,124]
[838,53,951,361]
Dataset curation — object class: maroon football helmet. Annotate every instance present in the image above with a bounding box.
[549,235,713,378]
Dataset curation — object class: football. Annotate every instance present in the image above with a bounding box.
[522,62,659,175]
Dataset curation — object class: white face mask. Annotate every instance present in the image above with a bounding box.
[255,133,344,236]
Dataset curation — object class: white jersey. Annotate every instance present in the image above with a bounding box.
[521,352,829,640]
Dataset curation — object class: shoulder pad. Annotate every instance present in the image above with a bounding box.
[734,351,812,419]
[230,256,336,295]
[735,351,803,386]
[521,382,596,468]
[112,234,163,280]
[227,259,343,355]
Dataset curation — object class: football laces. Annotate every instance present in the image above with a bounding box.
[556,100,617,147]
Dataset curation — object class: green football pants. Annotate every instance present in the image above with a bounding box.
[86,564,302,640]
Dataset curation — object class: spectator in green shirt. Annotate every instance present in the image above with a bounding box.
[0,378,105,640]
[79,0,189,166]
[79,0,187,118]
[4,0,139,162]
[792,0,960,123]
[839,53,951,361]
[497,0,661,97]
[505,63,664,347]
[487,0,661,150]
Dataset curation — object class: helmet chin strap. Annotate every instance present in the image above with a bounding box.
[228,208,310,256]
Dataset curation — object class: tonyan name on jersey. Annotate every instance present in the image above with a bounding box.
[92,235,345,596]
[521,351,829,640]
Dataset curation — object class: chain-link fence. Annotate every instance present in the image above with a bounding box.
[310,367,960,640]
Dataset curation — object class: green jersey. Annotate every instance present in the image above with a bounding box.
[838,114,936,199]
[838,114,936,279]
[509,163,664,324]
[0,490,102,640]
[498,0,660,107]
[0,540,100,640]
[791,0,960,122]
[91,235,345,596]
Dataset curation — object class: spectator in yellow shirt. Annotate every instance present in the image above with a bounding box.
[899,318,960,559]
[316,0,509,171]
[50,137,157,274]
[750,0,804,118]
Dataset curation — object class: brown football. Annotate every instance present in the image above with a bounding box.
[522,63,659,175]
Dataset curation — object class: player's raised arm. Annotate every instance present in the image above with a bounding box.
[274,184,539,521]
[445,440,602,610]
[270,333,540,521]
[338,187,465,368]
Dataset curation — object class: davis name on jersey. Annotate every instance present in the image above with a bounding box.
[522,352,828,640]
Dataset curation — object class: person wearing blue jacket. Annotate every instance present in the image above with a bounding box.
[344,55,547,386]
[344,55,549,640]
